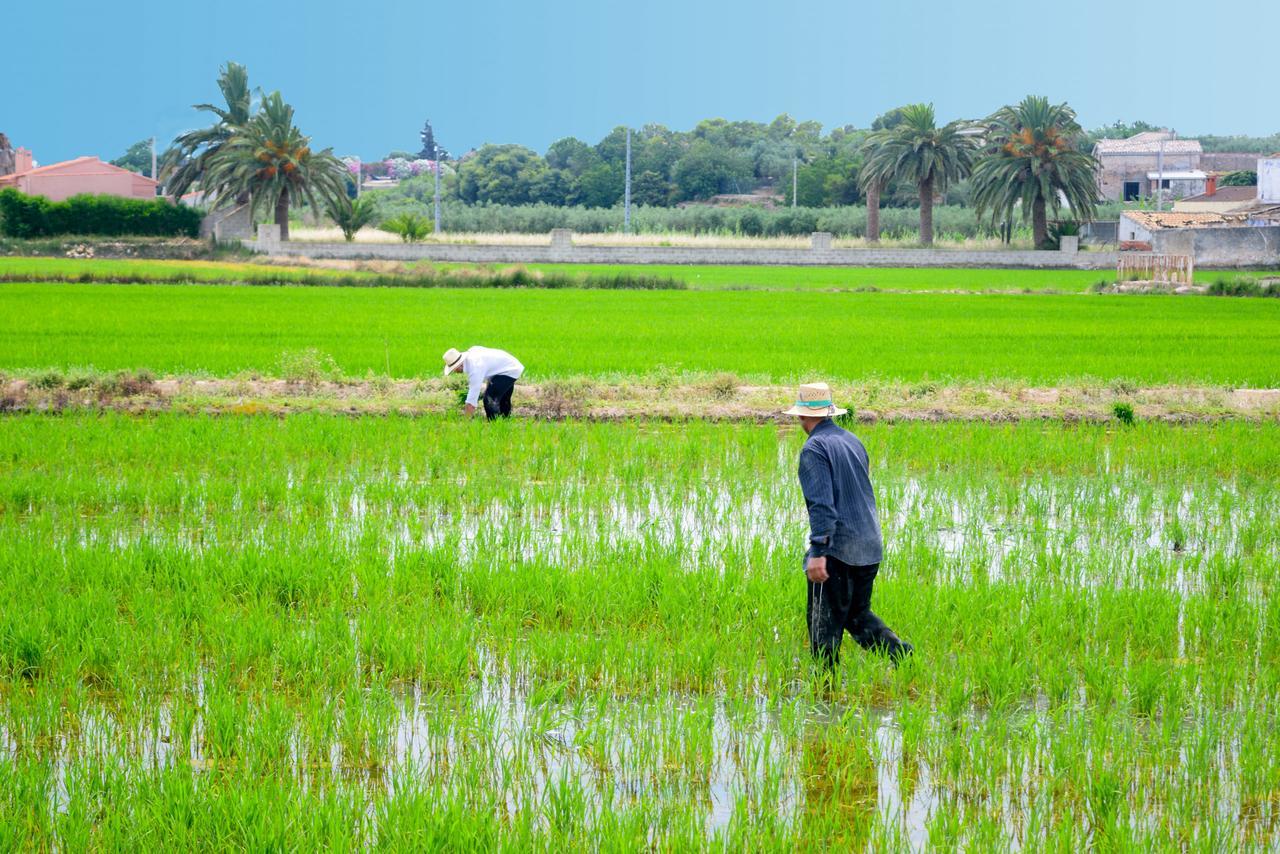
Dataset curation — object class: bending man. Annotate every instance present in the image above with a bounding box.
[443,346,525,419]
[784,382,912,668]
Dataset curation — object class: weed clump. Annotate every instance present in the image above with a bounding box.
[708,372,740,400]
[538,379,592,418]
[1112,402,1136,425]
[31,370,65,390]
[1206,277,1280,298]
[278,349,341,388]
[97,369,155,398]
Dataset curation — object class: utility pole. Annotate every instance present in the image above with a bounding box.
[150,136,157,181]
[433,156,442,234]
[1155,137,1166,212]
[624,127,632,234]
[792,154,798,209]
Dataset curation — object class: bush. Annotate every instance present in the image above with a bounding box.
[1206,277,1280,298]
[0,189,202,238]
[1112,402,1135,426]
[381,213,433,243]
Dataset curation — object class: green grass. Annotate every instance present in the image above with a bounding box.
[3,281,1280,384]
[0,414,1276,847]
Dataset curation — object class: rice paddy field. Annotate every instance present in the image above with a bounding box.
[4,281,1280,385]
[1,416,1277,848]
[2,261,1279,849]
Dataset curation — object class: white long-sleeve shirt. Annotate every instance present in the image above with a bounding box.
[459,346,524,406]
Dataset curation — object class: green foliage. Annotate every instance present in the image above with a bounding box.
[162,61,253,200]
[0,189,201,238]
[1112,402,1135,425]
[381,213,433,243]
[1207,277,1280,298]
[110,139,155,178]
[200,91,349,239]
[970,97,1099,248]
[456,145,555,206]
[1220,170,1257,187]
[325,195,377,242]
[672,141,754,201]
[861,105,982,244]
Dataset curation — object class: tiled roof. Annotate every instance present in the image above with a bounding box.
[1180,186,1258,203]
[1120,210,1243,230]
[1094,132,1202,155]
[0,156,157,184]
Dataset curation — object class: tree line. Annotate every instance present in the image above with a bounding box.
[152,62,1274,246]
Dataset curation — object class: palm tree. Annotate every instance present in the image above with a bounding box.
[161,62,253,200]
[970,96,1099,249]
[856,153,891,244]
[862,104,981,245]
[201,92,349,241]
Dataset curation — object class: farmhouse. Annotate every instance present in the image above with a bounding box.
[0,155,158,202]
[1117,210,1242,249]
[1093,132,1204,202]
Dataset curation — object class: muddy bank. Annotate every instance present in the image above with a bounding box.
[4,375,1278,422]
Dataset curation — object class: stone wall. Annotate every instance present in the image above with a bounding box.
[201,204,253,241]
[1097,152,1199,201]
[248,231,1119,269]
[1151,225,1280,266]
[1201,152,1264,173]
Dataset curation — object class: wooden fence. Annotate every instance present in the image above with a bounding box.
[1117,254,1194,285]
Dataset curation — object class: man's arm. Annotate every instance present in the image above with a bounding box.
[799,445,836,582]
[463,369,484,416]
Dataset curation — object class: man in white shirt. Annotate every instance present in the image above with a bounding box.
[442,346,525,419]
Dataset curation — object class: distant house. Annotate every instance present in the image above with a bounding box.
[1093,132,1204,202]
[1173,177,1259,213]
[0,156,158,202]
[1118,210,1244,249]
[1260,157,1280,204]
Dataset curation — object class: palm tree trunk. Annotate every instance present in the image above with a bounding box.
[865,180,881,244]
[1032,195,1048,249]
[918,177,934,246]
[275,190,290,242]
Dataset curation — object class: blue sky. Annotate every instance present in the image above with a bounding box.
[6,0,1277,165]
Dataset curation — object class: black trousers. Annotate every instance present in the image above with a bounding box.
[806,557,904,666]
[482,375,516,420]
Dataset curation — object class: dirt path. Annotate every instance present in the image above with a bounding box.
[4,376,1278,422]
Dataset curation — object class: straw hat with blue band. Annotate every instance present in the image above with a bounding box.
[781,382,847,417]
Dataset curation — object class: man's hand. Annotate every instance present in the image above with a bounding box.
[464,403,477,417]
[805,555,829,584]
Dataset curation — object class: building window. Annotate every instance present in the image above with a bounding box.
[1161,179,1171,189]
[1123,181,1141,201]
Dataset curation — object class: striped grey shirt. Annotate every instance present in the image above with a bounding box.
[798,418,883,566]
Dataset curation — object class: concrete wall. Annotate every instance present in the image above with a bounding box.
[1201,152,1265,173]
[1151,225,1280,266]
[201,204,253,241]
[249,231,1118,269]
[1260,158,1280,204]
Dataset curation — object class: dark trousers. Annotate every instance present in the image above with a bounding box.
[482,375,516,420]
[807,557,905,666]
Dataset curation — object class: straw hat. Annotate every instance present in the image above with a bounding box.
[442,347,465,376]
[781,382,847,417]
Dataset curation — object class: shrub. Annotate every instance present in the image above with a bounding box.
[278,348,341,387]
[96,370,156,398]
[0,189,202,238]
[1206,277,1280,298]
[1112,402,1135,425]
[30,370,65,390]
[381,213,433,243]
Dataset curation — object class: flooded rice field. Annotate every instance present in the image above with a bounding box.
[1,415,1277,848]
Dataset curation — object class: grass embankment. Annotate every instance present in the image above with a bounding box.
[3,282,1279,385]
[9,256,1279,293]
[1,415,1276,847]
